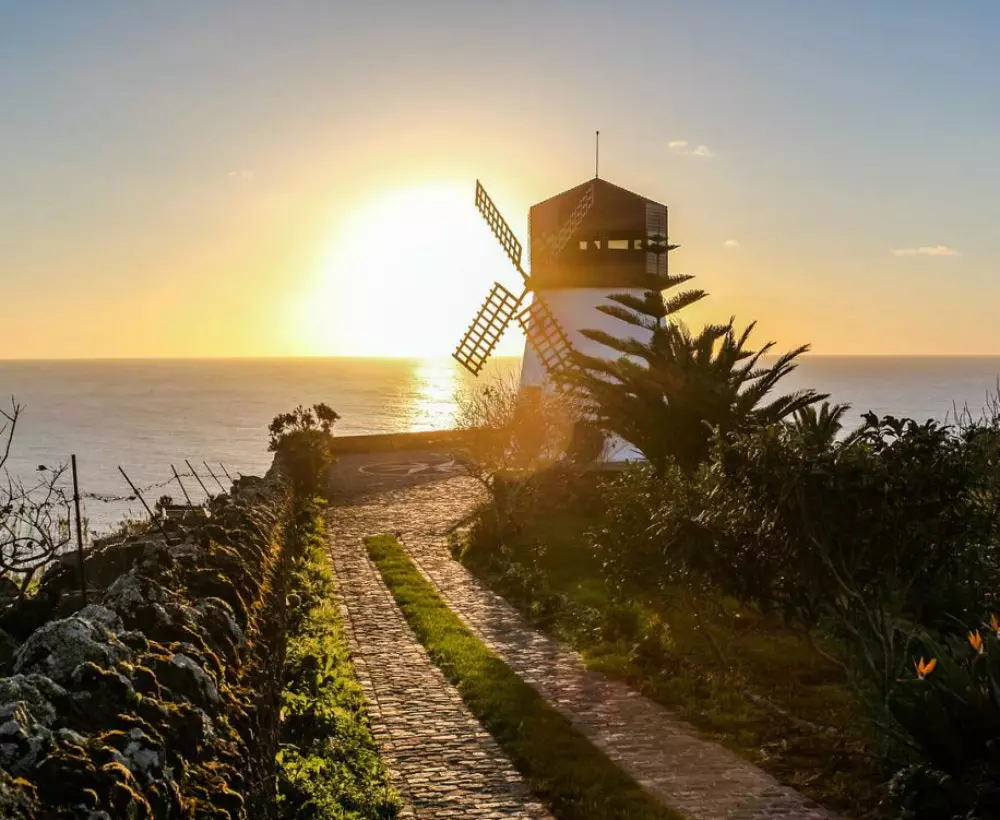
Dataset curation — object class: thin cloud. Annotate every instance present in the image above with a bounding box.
[669,140,715,158]
[890,245,960,257]
[724,239,740,248]
[227,169,256,180]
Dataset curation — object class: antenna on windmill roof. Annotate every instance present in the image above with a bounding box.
[595,130,600,179]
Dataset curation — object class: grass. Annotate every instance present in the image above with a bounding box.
[364,533,683,820]
[277,500,400,820]
[454,503,887,820]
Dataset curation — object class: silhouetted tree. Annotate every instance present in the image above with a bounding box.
[567,280,826,475]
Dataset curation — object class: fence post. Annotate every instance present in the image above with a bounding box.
[185,459,212,500]
[118,466,170,541]
[71,455,86,606]
[203,461,227,492]
[171,465,193,505]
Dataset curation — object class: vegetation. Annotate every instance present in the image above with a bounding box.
[566,281,825,474]
[454,469,884,818]
[452,271,1000,818]
[269,403,340,492]
[457,408,1000,818]
[277,500,400,820]
[0,398,75,596]
[365,533,683,820]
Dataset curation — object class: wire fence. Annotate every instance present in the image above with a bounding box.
[1,454,241,606]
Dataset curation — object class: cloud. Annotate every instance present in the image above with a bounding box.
[227,169,255,180]
[669,140,715,158]
[724,239,740,248]
[890,245,960,257]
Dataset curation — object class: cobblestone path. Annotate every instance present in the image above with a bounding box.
[331,476,837,820]
[327,501,553,819]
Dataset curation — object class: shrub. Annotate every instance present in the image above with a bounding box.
[268,404,339,493]
[587,464,695,598]
[882,620,1000,819]
[698,415,1000,638]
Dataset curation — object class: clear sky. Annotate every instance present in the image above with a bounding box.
[2,1,998,358]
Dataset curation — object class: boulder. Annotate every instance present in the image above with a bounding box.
[13,615,133,684]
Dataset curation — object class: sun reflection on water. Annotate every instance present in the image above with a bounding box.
[406,359,463,431]
[405,357,522,432]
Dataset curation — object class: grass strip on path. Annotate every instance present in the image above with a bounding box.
[277,502,400,820]
[364,533,683,820]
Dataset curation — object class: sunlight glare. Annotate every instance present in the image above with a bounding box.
[301,183,525,358]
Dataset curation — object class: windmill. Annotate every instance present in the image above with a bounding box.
[454,176,677,409]
[452,180,590,381]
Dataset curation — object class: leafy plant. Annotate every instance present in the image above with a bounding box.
[787,400,852,450]
[568,282,825,475]
[883,620,1000,819]
[268,404,340,493]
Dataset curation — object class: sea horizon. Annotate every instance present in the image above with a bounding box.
[3,355,1000,533]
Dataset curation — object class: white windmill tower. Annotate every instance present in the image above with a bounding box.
[452,171,678,461]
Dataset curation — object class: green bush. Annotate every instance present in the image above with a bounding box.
[269,404,339,493]
[882,622,1000,819]
[698,415,1000,634]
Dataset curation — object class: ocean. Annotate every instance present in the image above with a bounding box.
[1,356,999,534]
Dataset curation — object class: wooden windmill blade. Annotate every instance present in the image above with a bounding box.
[453,282,525,375]
[475,181,528,281]
[543,183,595,260]
[517,297,576,379]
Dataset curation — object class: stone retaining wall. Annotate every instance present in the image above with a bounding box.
[0,472,291,818]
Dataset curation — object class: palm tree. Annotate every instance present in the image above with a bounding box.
[788,401,851,450]
[566,283,827,475]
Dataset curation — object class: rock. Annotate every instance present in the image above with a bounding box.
[0,674,68,726]
[102,572,169,623]
[0,701,53,774]
[12,615,133,684]
[0,769,38,819]
[146,652,220,711]
[0,470,287,817]
[68,662,139,732]
[76,604,124,634]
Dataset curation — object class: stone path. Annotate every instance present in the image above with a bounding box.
[330,475,838,820]
[328,503,552,819]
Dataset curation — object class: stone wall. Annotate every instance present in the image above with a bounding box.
[0,472,291,818]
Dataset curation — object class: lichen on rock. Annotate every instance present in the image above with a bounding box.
[0,471,290,818]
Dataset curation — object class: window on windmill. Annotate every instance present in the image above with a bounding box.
[578,240,588,250]
[633,238,644,250]
[593,239,602,250]
[608,239,630,250]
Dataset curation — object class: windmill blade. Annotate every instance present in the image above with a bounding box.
[517,296,576,378]
[549,183,595,257]
[453,282,525,375]
[535,183,596,263]
[475,181,527,281]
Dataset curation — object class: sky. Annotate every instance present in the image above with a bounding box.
[2,1,999,358]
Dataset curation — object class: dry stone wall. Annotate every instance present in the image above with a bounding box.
[0,472,291,819]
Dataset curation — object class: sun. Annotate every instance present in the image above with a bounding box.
[299,182,524,358]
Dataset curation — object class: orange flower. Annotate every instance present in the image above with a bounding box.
[969,630,985,654]
[913,657,937,679]
[991,614,1000,638]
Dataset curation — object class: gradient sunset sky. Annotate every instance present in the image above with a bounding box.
[2,2,998,358]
